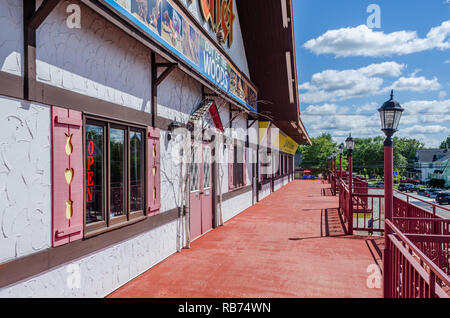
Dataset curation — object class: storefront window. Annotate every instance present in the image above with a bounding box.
[130,130,144,212]
[190,148,199,192]
[233,142,245,188]
[85,118,146,232]
[110,127,125,219]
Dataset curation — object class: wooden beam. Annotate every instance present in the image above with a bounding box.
[23,0,36,101]
[247,119,257,129]
[151,52,157,127]
[28,0,61,30]
[155,63,177,87]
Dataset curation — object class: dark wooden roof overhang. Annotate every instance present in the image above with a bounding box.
[237,0,311,145]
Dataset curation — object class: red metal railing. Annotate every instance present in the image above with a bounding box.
[338,177,350,232]
[332,170,450,297]
[386,219,450,298]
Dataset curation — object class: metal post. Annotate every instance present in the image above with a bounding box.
[348,153,353,235]
[333,157,336,194]
[383,137,393,298]
[328,159,330,183]
[339,153,342,179]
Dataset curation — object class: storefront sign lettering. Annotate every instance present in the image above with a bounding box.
[105,0,256,111]
[199,0,235,47]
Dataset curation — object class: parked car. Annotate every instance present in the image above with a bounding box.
[427,189,441,199]
[417,188,432,197]
[398,183,417,193]
[435,192,450,205]
[375,182,384,189]
[400,179,420,185]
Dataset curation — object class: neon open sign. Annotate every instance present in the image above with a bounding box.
[86,141,95,202]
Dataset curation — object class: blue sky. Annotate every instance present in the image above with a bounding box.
[293,0,450,147]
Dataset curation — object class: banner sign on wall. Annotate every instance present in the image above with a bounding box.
[104,0,257,112]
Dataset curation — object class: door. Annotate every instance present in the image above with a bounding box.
[189,146,202,240]
[200,145,213,234]
[189,144,213,241]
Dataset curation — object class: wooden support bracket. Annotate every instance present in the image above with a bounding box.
[155,63,177,87]
[28,0,61,30]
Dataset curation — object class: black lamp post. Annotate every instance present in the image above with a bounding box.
[332,151,337,193]
[379,90,404,299]
[328,154,332,182]
[345,133,354,235]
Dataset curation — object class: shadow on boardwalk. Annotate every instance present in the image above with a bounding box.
[108,181,383,298]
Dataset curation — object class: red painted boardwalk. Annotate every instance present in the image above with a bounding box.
[108,181,382,298]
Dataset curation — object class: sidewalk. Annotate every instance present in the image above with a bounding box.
[108,181,382,298]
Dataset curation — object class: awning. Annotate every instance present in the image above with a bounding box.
[237,0,311,145]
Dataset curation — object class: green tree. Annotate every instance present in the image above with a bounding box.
[298,134,424,180]
[297,133,337,173]
[440,136,450,149]
[352,137,384,178]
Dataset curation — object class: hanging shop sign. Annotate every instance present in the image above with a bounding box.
[259,121,299,155]
[104,0,256,112]
[278,133,299,155]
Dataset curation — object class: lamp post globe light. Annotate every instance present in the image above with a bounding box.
[332,150,337,172]
[345,133,354,235]
[379,90,404,299]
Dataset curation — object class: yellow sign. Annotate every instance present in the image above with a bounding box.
[259,122,298,155]
[279,134,298,155]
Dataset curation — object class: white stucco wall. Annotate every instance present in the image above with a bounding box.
[157,66,203,121]
[0,217,180,297]
[0,96,51,264]
[180,0,250,78]
[0,0,23,76]
[221,190,252,223]
[36,0,152,113]
[274,177,283,191]
[0,0,259,298]
[259,182,271,201]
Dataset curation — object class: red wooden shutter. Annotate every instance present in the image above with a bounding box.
[228,142,234,190]
[147,127,161,216]
[51,106,83,247]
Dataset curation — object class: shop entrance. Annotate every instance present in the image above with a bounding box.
[189,143,213,241]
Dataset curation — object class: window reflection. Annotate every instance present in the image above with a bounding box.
[130,130,144,212]
[110,128,125,218]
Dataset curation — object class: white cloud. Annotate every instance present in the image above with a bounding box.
[299,62,405,104]
[410,69,422,77]
[402,99,450,114]
[355,102,378,114]
[439,91,447,98]
[303,103,339,115]
[304,21,450,57]
[302,99,450,148]
[402,125,449,135]
[444,60,450,64]
[390,76,441,92]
